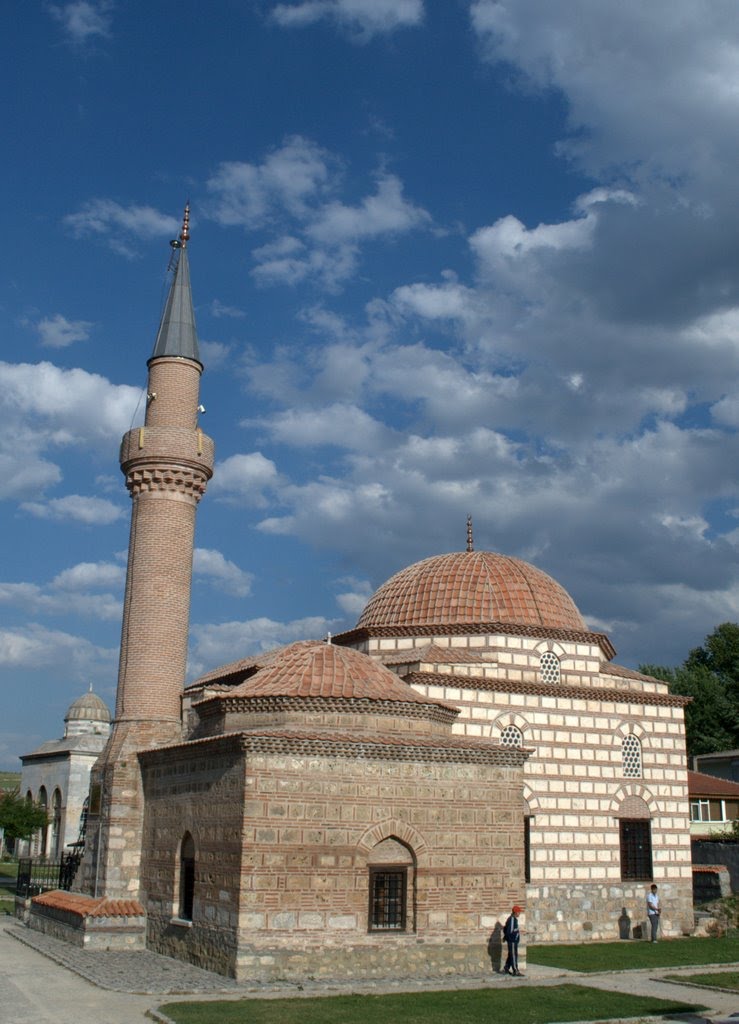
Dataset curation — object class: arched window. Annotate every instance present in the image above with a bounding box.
[540,651,560,684]
[367,837,414,933]
[37,787,48,857]
[617,795,652,881]
[622,735,642,778]
[179,832,195,921]
[500,724,523,747]
[51,789,62,858]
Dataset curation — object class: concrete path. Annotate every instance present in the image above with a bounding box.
[2,916,739,1023]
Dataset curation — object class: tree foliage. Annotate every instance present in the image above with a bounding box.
[640,622,739,758]
[0,789,48,842]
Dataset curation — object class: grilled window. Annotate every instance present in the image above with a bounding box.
[622,735,642,778]
[524,815,531,884]
[369,868,407,931]
[619,819,653,881]
[540,651,560,683]
[179,833,195,921]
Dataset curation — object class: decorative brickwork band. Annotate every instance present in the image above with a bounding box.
[125,466,210,501]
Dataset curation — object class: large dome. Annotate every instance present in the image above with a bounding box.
[356,551,586,632]
[64,689,111,725]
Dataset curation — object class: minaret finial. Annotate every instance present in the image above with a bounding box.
[466,515,474,552]
[179,202,190,249]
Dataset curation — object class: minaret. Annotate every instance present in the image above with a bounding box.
[82,206,214,898]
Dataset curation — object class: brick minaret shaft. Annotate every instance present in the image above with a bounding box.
[82,207,214,898]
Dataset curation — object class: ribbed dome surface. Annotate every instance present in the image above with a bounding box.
[64,690,111,724]
[229,640,440,705]
[356,551,586,632]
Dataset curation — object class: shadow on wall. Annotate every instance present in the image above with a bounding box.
[487,922,503,972]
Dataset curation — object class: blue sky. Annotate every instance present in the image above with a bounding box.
[4,1,739,768]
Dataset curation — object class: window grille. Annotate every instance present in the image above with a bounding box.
[524,816,531,884]
[619,819,653,880]
[500,724,523,747]
[622,735,642,778]
[540,651,560,683]
[369,869,407,931]
[179,833,195,921]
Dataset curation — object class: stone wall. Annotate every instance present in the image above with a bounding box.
[140,732,526,981]
[692,840,739,893]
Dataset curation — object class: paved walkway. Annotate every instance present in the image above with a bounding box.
[2,917,739,1024]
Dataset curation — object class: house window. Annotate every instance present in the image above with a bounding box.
[540,651,560,683]
[619,819,653,880]
[622,735,642,778]
[369,868,407,931]
[179,833,195,921]
[500,724,523,747]
[690,799,711,823]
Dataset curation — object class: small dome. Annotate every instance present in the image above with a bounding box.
[65,690,111,725]
[228,640,439,706]
[356,551,586,632]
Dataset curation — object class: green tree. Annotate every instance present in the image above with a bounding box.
[641,622,739,758]
[0,789,48,843]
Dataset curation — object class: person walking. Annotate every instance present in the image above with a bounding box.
[503,905,523,975]
[647,883,661,942]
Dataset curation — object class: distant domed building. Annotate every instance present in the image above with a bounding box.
[27,211,694,982]
[19,688,111,858]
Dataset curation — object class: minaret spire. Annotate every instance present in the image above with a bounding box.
[150,203,200,364]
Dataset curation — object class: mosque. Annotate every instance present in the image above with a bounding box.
[26,208,695,981]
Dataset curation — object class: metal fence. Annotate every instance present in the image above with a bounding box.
[15,852,82,899]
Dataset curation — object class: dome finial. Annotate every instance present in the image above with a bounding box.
[466,515,474,553]
[179,201,190,249]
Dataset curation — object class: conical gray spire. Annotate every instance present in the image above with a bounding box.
[150,206,201,365]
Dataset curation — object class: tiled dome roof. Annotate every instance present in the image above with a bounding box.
[64,690,111,724]
[356,551,586,632]
[228,640,444,706]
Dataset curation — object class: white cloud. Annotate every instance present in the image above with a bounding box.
[35,314,94,349]
[193,548,254,597]
[189,615,332,678]
[270,0,423,40]
[257,403,394,452]
[21,494,125,525]
[0,360,141,502]
[49,1,112,45]
[0,624,116,671]
[0,561,124,622]
[210,299,246,319]
[207,139,431,289]
[210,452,280,506]
[64,199,180,256]
[51,561,124,590]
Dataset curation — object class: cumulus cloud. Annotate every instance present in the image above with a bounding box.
[64,199,180,257]
[34,314,94,348]
[189,615,333,678]
[0,624,116,672]
[193,548,254,597]
[21,494,125,524]
[48,1,112,45]
[207,138,431,289]
[210,452,280,507]
[269,0,424,40]
[0,561,124,622]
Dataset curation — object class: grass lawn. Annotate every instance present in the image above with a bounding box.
[664,969,739,991]
[158,984,701,1024]
[0,862,18,881]
[528,935,739,972]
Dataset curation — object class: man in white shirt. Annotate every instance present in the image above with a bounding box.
[646,884,661,942]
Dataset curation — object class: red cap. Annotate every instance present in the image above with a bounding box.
[512,905,522,914]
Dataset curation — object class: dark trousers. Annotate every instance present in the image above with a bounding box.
[649,913,659,941]
[504,939,519,972]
